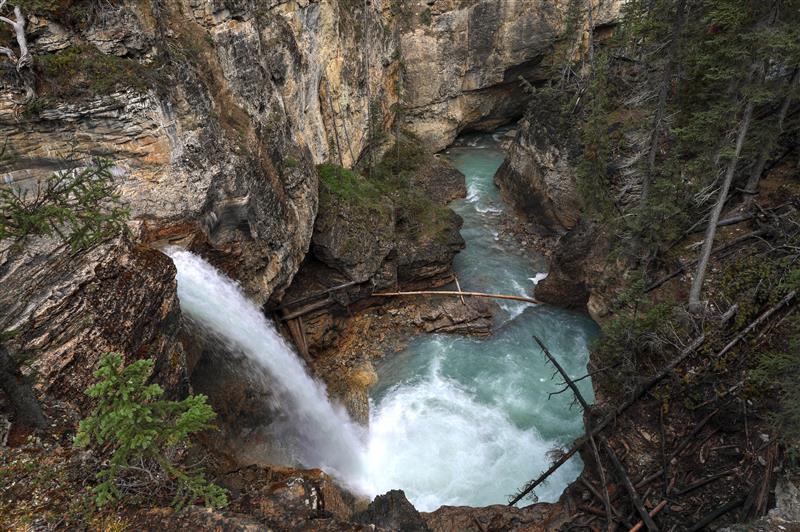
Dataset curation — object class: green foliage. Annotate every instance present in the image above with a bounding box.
[75,353,227,510]
[318,162,386,205]
[35,45,155,101]
[594,298,686,393]
[749,317,800,458]
[721,252,800,328]
[318,134,455,244]
[575,54,617,219]
[0,157,129,251]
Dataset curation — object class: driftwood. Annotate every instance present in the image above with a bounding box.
[509,333,707,506]
[373,290,541,305]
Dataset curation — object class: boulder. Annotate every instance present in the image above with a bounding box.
[355,490,429,532]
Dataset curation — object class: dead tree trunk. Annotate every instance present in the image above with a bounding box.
[0,1,34,103]
[0,344,47,429]
[743,68,800,208]
[688,64,761,313]
[534,336,617,531]
[640,0,687,204]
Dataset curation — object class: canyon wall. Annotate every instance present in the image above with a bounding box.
[1,0,399,306]
[401,0,621,151]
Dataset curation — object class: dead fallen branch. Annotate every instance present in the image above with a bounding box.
[674,469,735,497]
[628,500,667,532]
[534,336,617,530]
[714,290,796,359]
[689,214,753,234]
[602,438,659,531]
[687,496,745,531]
[645,230,766,293]
[509,333,707,506]
[373,290,541,305]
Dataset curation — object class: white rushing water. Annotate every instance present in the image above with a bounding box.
[164,135,595,511]
[362,137,596,511]
[166,248,370,494]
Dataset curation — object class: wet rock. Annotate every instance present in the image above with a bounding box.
[395,207,465,288]
[312,188,396,284]
[410,157,468,205]
[494,118,581,234]
[423,503,567,532]
[221,465,370,530]
[355,489,429,531]
[415,298,495,336]
[534,220,622,321]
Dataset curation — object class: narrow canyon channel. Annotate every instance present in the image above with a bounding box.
[365,133,599,510]
[166,133,598,513]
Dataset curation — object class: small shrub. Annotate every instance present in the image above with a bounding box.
[35,45,155,100]
[0,157,129,250]
[75,353,227,510]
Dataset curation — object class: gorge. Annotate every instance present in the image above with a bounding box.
[3,0,800,530]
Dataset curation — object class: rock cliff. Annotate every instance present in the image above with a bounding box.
[0,234,190,409]
[400,0,621,151]
[1,0,400,305]
[494,118,581,234]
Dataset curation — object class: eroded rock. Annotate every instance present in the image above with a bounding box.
[0,235,190,410]
[494,118,581,234]
[355,489,429,532]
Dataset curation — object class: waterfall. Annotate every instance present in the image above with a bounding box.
[166,248,369,494]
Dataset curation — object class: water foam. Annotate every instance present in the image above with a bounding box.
[166,248,370,494]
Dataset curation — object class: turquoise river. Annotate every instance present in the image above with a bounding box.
[364,133,599,511]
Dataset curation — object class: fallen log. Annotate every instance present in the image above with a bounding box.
[689,214,753,234]
[714,290,796,359]
[645,230,766,293]
[509,334,707,506]
[372,290,541,305]
[279,297,334,321]
[272,280,360,312]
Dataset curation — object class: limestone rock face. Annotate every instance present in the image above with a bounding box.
[494,118,581,234]
[534,220,619,321]
[0,236,190,410]
[312,192,396,284]
[1,0,400,305]
[401,0,622,151]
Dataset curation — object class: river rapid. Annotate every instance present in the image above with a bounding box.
[364,133,598,510]
[166,132,597,512]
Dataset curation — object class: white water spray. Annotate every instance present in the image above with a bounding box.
[166,248,369,493]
